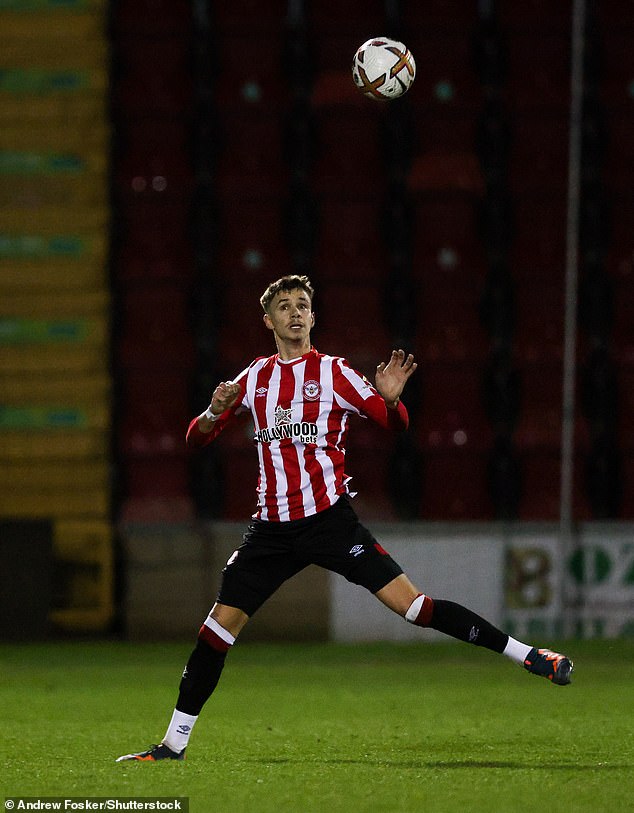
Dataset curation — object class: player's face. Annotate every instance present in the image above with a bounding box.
[264,288,314,343]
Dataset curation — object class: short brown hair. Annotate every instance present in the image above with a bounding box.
[260,275,315,313]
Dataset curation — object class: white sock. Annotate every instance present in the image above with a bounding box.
[162,709,198,753]
[503,636,533,665]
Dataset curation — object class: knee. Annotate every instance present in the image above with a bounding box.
[209,603,249,639]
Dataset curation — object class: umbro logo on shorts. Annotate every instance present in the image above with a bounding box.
[349,544,365,557]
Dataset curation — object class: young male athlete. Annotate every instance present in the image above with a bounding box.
[117,274,573,762]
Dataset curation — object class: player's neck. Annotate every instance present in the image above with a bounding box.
[275,336,311,361]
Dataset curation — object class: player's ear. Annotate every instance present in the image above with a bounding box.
[263,312,273,331]
[310,311,315,326]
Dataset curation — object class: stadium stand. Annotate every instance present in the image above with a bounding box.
[0,0,113,631]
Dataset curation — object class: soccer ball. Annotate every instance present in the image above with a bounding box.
[352,37,416,100]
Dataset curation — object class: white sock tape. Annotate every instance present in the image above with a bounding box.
[405,594,426,624]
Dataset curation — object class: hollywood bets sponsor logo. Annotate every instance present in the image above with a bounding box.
[255,422,319,444]
[255,406,318,444]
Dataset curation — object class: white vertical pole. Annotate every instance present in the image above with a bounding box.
[560,0,587,632]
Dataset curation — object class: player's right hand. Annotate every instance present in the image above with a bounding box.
[210,381,241,414]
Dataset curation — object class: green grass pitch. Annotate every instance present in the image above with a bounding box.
[2,639,633,813]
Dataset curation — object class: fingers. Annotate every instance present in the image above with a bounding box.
[382,349,417,370]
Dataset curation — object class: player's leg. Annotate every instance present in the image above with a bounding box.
[116,528,305,762]
[155,602,248,757]
[115,600,250,763]
[375,573,573,685]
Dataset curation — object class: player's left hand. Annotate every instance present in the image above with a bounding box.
[375,349,417,407]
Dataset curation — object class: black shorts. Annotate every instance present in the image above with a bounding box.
[217,496,403,617]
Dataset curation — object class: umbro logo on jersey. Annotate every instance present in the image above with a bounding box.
[255,387,268,397]
[349,544,365,557]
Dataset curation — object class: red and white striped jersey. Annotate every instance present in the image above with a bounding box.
[187,347,409,522]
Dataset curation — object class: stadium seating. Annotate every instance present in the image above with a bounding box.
[213,33,290,110]
[506,114,569,195]
[110,0,193,36]
[416,364,493,452]
[405,32,483,110]
[0,0,113,631]
[112,37,194,116]
[312,284,391,373]
[313,199,388,282]
[512,284,565,363]
[496,0,572,31]
[214,112,289,199]
[310,108,385,197]
[419,450,493,520]
[503,33,571,109]
[415,278,489,363]
[517,450,591,521]
[215,199,293,287]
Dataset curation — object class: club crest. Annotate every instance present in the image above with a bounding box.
[303,380,322,401]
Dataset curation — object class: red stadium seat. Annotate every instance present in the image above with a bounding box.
[403,1,479,29]
[121,457,194,521]
[504,33,570,110]
[411,193,488,280]
[215,113,289,199]
[314,284,390,373]
[214,284,277,372]
[310,109,385,197]
[405,33,482,110]
[412,193,481,250]
[512,364,586,451]
[213,34,290,110]
[117,284,196,369]
[110,0,193,35]
[507,115,569,194]
[413,109,479,154]
[218,449,262,520]
[212,0,289,32]
[509,197,567,280]
[115,122,195,200]
[513,284,565,363]
[216,200,292,287]
[309,1,385,35]
[114,199,195,282]
[314,199,388,282]
[113,38,194,116]
[518,450,591,521]
[497,0,572,31]
[420,450,493,520]
[119,401,190,458]
[415,276,489,363]
[416,364,493,452]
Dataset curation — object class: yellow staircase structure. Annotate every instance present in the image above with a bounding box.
[0,0,113,632]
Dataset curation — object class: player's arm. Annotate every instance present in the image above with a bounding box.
[186,380,245,448]
[333,351,416,431]
[374,349,417,412]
